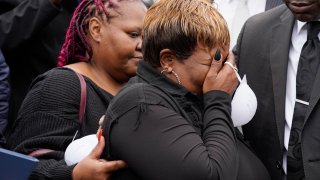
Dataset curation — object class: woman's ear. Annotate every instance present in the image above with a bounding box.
[88,17,103,43]
[159,49,175,68]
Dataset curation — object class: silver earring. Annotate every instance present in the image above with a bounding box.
[161,68,181,85]
[160,67,169,74]
[171,70,181,85]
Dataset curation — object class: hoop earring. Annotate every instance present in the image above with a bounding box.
[171,70,181,85]
[161,68,181,85]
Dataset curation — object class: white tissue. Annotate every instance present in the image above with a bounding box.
[64,134,98,166]
[231,75,257,127]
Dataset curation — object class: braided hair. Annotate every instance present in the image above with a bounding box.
[58,0,115,66]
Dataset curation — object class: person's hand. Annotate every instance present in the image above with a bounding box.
[72,135,127,180]
[49,0,63,6]
[203,51,239,95]
[97,115,105,141]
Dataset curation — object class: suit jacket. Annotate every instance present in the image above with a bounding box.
[234,4,320,180]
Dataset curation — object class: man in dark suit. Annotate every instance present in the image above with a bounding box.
[234,0,320,180]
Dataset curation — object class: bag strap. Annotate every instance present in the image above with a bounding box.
[75,72,87,124]
[29,70,87,156]
[28,149,54,157]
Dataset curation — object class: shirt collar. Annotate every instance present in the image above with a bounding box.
[296,19,320,35]
[296,21,307,35]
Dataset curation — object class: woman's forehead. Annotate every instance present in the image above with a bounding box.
[108,0,146,19]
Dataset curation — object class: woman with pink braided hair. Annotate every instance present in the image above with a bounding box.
[5,0,146,179]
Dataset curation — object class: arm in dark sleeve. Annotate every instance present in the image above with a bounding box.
[0,0,61,49]
[6,68,82,179]
[107,90,238,180]
[0,50,9,144]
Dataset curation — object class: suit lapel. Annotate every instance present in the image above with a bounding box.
[269,9,295,147]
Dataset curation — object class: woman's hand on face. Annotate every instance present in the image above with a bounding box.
[72,135,127,180]
[202,51,239,95]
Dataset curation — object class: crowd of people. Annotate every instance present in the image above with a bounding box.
[0,0,319,179]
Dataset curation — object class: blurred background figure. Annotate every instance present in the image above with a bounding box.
[0,0,78,131]
[214,0,283,48]
[0,50,9,146]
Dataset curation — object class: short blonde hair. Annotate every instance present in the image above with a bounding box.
[142,0,230,67]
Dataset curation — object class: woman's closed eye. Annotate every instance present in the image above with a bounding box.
[198,58,212,66]
[128,32,140,38]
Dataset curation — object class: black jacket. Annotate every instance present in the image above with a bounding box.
[0,0,77,128]
[102,61,270,180]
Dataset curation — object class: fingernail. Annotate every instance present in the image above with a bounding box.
[97,129,103,141]
[214,49,221,61]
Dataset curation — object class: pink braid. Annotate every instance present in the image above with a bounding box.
[57,0,113,66]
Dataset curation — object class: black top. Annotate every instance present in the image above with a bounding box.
[102,61,270,180]
[6,67,113,179]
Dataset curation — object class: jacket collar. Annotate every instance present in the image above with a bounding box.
[136,61,194,98]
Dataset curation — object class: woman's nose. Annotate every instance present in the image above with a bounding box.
[137,37,142,50]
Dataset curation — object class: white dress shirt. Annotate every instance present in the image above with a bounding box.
[214,0,266,48]
[284,20,320,174]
